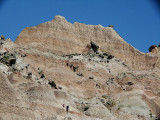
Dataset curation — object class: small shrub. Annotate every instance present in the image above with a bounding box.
[127,82,134,86]
[107,55,114,60]
[48,80,57,89]
[40,74,45,78]
[102,95,108,99]
[76,73,83,77]
[149,112,153,118]
[38,70,43,74]
[100,98,105,103]
[117,107,120,111]
[23,75,27,79]
[108,25,113,28]
[149,45,157,52]
[27,72,32,79]
[105,100,116,109]
[89,76,94,79]
[58,86,62,89]
[99,54,104,58]
[149,110,153,118]
[83,106,89,111]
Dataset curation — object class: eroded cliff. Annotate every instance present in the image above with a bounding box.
[15,15,159,71]
[0,16,160,120]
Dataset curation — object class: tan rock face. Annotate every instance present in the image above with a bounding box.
[15,15,159,71]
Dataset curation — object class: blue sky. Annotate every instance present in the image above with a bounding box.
[0,0,160,53]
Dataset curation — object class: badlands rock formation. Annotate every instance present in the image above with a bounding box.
[0,16,160,120]
[15,15,159,71]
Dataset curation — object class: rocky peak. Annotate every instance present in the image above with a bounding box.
[49,15,70,26]
[54,15,67,22]
[15,15,160,71]
[35,15,71,29]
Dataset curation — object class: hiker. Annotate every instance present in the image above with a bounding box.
[66,105,69,113]
[62,104,65,108]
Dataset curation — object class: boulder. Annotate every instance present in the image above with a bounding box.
[84,104,113,119]
[9,58,16,66]
[90,41,99,53]
[48,80,57,89]
[7,72,26,84]
[27,72,32,79]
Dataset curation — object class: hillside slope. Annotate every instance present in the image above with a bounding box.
[0,16,160,120]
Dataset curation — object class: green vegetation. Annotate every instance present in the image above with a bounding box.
[102,95,108,99]
[149,110,153,118]
[108,25,113,28]
[0,52,16,66]
[38,70,43,74]
[23,75,27,79]
[1,55,9,61]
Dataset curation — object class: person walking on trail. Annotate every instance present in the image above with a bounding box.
[62,104,65,108]
[66,105,69,113]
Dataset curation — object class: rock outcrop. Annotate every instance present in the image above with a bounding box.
[15,15,160,71]
[0,16,160,120]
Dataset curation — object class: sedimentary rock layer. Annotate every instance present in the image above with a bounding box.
[15,15,159,70]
